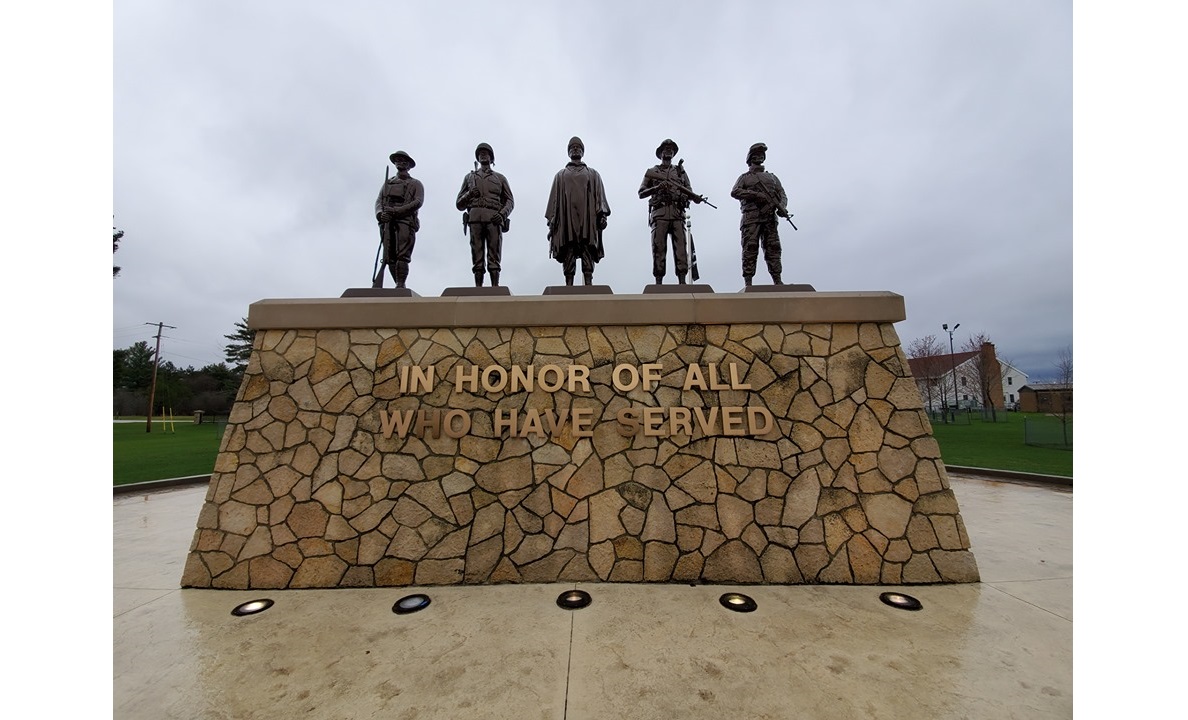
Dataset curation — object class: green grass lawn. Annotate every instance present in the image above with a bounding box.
[113,412,1072,485]
[113,420,228,485]
[928,412,1072,477]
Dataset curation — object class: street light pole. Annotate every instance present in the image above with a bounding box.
[943,322,960,422]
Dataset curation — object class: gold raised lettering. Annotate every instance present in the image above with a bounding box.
[669,406,692,436]
[442,410,471,438]
[642,407,667,437]
[721,407,745,436]
[612,364,639,391]
[568,365,590,392]
[747,407,774,436]
[454,364,480,392]
[641,363,663,391]
[728,363,752,390]
[683,364,706,390]
[380,409,415,439]
[571,406,595,437]
[616,407,640,436]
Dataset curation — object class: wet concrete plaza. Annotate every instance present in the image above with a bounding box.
[114,473,1071,719]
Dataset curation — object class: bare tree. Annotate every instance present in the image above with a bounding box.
[1055,345,1072,445]
[961,333,1003,421]
[906,335,949,415]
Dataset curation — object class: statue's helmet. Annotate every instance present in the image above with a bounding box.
[389,150,416,168]
[746,143,768,163]
[655,138,679,158]
[568,136,584,152]
[475,143,495,163]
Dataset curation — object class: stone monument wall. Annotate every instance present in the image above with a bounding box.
[181,293,979,589]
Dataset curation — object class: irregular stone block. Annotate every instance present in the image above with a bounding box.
[703,540,762,583]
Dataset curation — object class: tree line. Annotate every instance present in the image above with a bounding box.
[113,319,254,417]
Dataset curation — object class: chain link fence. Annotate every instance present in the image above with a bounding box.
[1024,415,1073,449]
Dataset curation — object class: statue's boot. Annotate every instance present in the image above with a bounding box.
[744,276,753,287]
[565,274,574,286]
[678,274,687,285]
[474,272,484,287]
[395,262,409,289]
[490,271,499,286]
[583,273,593,286]
[772,274,782,285]
[654,276,663,285]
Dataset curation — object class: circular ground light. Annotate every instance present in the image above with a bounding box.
[231,598,274,616]
[556,589,592,610]
[719,592,757,613]
[392,593,431,615]
[879,592,923,611]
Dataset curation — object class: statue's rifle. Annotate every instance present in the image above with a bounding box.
[372,164,389,287]
[667,159,717,208]
[752,174,797,230]
[462,161,478,236]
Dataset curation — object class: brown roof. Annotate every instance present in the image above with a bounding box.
[907,350,979,379]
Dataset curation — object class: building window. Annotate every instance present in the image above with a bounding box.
[1007,376,1013,386]
[961,377,967,387]
[1009,393,1015,402]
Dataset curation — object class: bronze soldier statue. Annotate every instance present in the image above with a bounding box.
[374,150,424,289]
[546,137,610,286]
[638,138,708,284]
[730,142,792,286]
[456,143,514,287]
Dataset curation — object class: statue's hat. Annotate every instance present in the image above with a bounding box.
[655,138,679,158]
[475,143,495,163]
[389,150,416,168]
[568,136,584,151]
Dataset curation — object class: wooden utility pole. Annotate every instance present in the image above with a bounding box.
[145,321,176,433]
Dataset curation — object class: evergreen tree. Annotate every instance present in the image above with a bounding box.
[224,318,255,373]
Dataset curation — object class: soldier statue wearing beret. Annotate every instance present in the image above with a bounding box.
[374,150,424,289]
[456,143,514,287]
[730,142,791,286]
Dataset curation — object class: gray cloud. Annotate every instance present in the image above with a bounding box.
[114,0,1071,380]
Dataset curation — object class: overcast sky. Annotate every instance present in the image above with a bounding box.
[112,0,1071,380]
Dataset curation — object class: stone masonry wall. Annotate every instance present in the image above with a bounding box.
[182,321,979,588]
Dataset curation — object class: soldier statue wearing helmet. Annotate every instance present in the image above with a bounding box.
[456,142,515,287]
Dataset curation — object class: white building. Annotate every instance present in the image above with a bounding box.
[907,342,1029,412]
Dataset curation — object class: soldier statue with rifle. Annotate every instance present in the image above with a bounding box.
[373,150,424,289]
[456,143,514,287]
[375,150,427,288]
[730,142,797,286]
[637,138,714,285]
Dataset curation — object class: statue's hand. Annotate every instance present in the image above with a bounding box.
[597,214,608,230]
[378,211,394,223]
[777,207,790,219]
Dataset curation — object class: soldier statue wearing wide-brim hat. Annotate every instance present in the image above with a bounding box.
[639,138,709,285]
[373,150,424,289]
